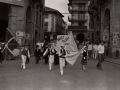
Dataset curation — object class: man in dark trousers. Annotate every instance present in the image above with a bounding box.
[96,41,105,70]
[34,45,41,64]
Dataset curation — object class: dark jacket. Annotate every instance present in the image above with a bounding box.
[34,49,41,58]
[59,49,66,58]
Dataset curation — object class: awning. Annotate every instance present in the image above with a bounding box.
[0,0,24,6]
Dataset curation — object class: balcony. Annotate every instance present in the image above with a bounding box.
[96,0,109,5]
[68,26,88,32]
[68,16,87,22]
[89,0,99,11]
[68,6,88,13]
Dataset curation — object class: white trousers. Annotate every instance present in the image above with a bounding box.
[93,51,98,59]
[21,55,27,69]
[59,58,65,73]
[49,55,54,70]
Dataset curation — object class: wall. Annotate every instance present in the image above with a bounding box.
[100,0,120,58]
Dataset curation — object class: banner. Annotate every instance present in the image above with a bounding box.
[2,28,19,59]
[56,32,80,65]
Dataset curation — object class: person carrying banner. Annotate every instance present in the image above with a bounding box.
[34,45,41,64]
[81,46,88,70]
[21,45,30,69]
[59,46,66,75]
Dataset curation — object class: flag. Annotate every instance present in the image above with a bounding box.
[55,32,80,65]
[2,28,19,59]
[65,32,80,65]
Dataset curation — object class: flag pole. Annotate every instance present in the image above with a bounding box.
[4,28,8,61]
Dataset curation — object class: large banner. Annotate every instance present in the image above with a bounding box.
[56,32,80,65]
[0,0,24,6]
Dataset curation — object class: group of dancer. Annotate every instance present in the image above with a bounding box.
[21,40,67,75]
[20,40,106,75]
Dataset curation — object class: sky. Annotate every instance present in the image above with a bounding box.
[45,0,70,25]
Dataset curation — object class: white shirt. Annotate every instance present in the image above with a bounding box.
[93,45,98,51]
[98,45,104,54]
[88,44,93,50]
[36,42,42,49]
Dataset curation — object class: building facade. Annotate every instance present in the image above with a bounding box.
[89,0,120,58]
[44,7,65,42]
[68,0,90,43]
[0,0,45,49]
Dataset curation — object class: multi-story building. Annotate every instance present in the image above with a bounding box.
[44,7,65,42]
[89,0,120,58]
[68,0,90,43]
[0,0,45,49]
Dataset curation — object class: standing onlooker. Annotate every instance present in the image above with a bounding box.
[34,45,41,64]
[96,41,105,70]
[81,46,88,70]
[87,42,93,60]
[93,43,98,59]
[104,42,107,59]
[59,46,66,75]
[26,44,31,64]
[21,45,30,69]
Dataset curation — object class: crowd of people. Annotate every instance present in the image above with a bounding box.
[80,41,107,70]
[21,40,67,75]
[0,39,107,75]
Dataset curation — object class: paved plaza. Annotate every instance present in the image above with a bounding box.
[0,56,120,90]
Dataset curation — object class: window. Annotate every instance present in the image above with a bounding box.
[79,13,85,19]
[79,4,85,9]
[44,14,48,18]
[36,10,38,24]
[44,22,48,31]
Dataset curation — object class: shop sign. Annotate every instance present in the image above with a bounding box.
[16,31,24,37]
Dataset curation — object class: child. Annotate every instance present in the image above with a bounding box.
[81,46,88,70]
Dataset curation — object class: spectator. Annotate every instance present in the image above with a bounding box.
[93,43,98,59]
[96,41,105,70]
[87,42,93,60]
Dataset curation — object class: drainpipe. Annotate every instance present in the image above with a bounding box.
[99,6,101,42]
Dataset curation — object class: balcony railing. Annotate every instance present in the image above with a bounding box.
[68,16,87,22]
[68,26,87,29]
[68,26,88,31]
[68,6,88,13]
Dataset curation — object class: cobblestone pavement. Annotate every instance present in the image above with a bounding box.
[0,56,120,90]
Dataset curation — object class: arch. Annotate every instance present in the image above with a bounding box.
[26,5,31,21]
[26,5,32,33]
[103,8,110,55]
[25,5,32,44]
[104,8,110,24]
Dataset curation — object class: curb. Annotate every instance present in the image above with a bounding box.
[105,60,120,65]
